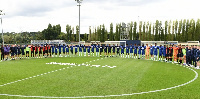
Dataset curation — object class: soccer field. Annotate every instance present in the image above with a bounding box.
[0,57,199,99]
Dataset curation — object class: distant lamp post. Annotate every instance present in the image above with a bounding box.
[0,10,5,45]
[75,0,83,43]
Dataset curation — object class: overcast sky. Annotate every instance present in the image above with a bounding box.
[0,0,200,34]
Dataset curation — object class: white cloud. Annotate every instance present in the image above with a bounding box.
[0,0,200,34]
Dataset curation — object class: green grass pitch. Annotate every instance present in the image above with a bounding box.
[0,57,200,99]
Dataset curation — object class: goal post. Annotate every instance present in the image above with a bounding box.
[104,41,126,47]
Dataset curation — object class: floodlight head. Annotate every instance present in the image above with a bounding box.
[75,0,83,3]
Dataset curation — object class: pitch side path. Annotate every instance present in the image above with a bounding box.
[0,57,199,99]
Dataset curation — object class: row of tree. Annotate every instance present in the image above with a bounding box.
[88,19,200,42]
[1,19,200,44]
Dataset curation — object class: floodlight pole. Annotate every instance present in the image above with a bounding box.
[0,10,5,45]
[75,0,82,44]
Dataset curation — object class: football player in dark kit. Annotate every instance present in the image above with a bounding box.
[31,45,34,57]
[191,45,195,66]
[14,44,18,59]
[104,45,108,57]
[21,45,25,59]
[112,44,116,57]
[10,45,15,60]
[35,45,38,58]
[0,45,4,61]
[193,45,198,67]
[116,44,120,57]
[100,44,103,57]
[177,44,183,64]
[167,44,173,62]
[17,45,21,59]
[186,46,192,66]
[38,45,42,58]
[108,44,112,57]
[196,46,200,69]
[26,45,30,58]
[48,44,51,57]
[63,44,66,57]
[70,44,73,56]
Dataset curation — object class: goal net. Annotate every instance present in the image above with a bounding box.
[104,41,126,47]
[187,41,199,46]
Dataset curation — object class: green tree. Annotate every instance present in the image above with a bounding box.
[182,19,186,42]
[66,24,71,41]
[110,23,114,41]
[84,33,87,41]
[129,22,133,40]
[142,22,146,40]
[168,20,172,41]
[115,24,120,41]
[149,23,152,41]
[195,19,200,41]
[139,21,142,40]
[76,26,79,42]
[89,26,92,41]
[155,20,159,41]
[177,20,182,41]
[164,21,168,41]
[133,22,137,40]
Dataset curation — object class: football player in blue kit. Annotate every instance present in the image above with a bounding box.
[79,44,83,56]
[121,45,125,58]
[74,45,78,56]
[70,44,73,56]
[138,44,141,59]
[62,44,66,57]
[58,44,62,57]
[153,43,159,61]
[66,45,69,57]
[130,44,134,58]
[150,44,154,60]
[158,45,163,61]
[87,45,91,56]
[51,45,55,57]
[83,45,87,56]
[126,44,130,58]
[141,44,146,59]
[96,43,100,57]
[91,43,95,56]
[55,45,58,57]
[134,44,138,59]
[163,45,167,62]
